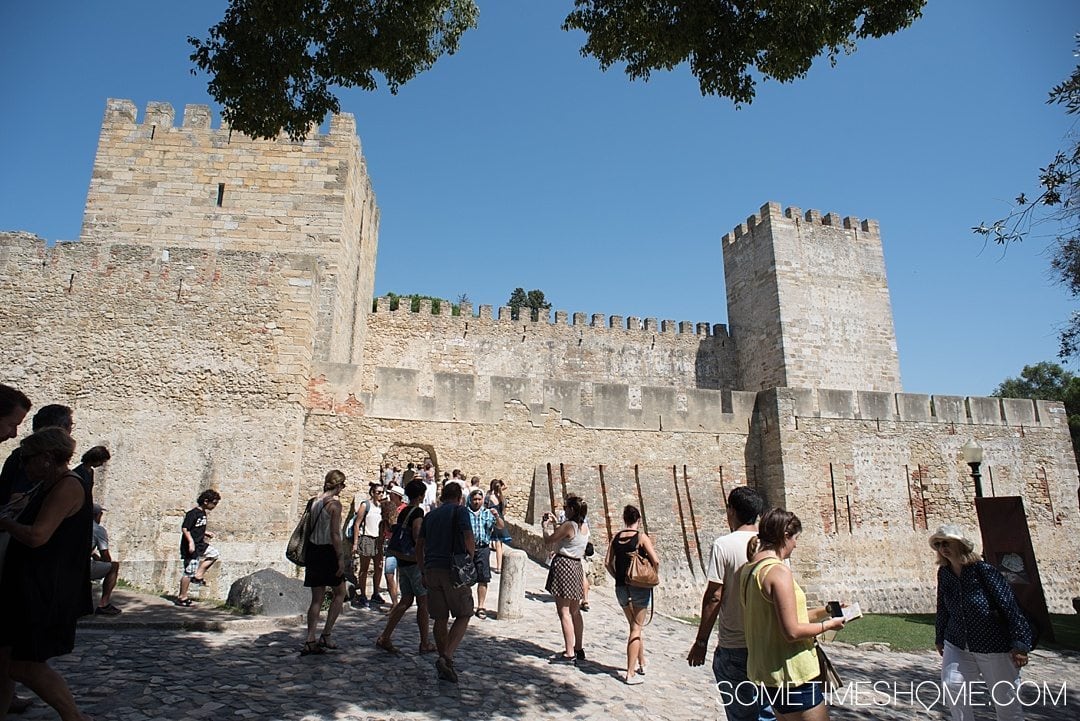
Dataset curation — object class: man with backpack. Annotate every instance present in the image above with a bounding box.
[374,480,438,655]
[418,482,476,683]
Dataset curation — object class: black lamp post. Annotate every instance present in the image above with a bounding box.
[962,439,984,498]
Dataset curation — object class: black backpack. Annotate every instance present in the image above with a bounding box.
[386,506,419,560]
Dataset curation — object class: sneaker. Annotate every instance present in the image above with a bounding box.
[575,648,586,662]
[370,593,386,605]
[351,595,368,609]
[435,655,458,683]
[8,695,32,713]
[95,604,122,616]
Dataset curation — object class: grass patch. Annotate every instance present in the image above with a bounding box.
[832,613,1080,653]
[1043,614,1080,652]
[833,614,936,652]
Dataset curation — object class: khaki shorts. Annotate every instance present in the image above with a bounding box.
[356,535,383,558]
[423,567,473,620]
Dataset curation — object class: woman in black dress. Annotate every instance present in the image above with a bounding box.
[0,427,93,720]
[301,469,348,655]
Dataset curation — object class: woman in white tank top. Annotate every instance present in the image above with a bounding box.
[542,495,590,664]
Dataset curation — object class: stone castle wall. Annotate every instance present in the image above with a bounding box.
[1,99,1076,615]
[80,99,379,366]
[0,232,317,594]
[361,299,736,394]
[723,203,902,393]
[757,388,1079,613]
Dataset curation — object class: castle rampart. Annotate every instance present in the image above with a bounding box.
[80,99,379,367]
[363,368,758,433]
[722,201,900,393]
[363,301,736,394]
[753,388,1078,613]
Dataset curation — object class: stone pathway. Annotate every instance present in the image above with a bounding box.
[16,560,1079,720]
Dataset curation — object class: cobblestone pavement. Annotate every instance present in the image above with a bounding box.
[16,560,1079,720]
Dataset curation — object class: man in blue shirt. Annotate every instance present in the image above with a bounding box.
[417,482,475,683]
[467,488,504,619]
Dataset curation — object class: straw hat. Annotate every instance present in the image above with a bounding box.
[928,524,976,553]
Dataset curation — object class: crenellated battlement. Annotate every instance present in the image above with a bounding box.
[82,98,374,261]
[771,387,1063,429]
[102,98,357,142]
[371,296,728,338]
[722,201,880,245]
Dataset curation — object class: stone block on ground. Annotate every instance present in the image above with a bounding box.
[227,568,307,616]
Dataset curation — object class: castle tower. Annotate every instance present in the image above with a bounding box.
[79,99,379,365]
[722,202,901,392]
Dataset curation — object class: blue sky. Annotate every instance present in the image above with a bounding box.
[1,1,1078,397]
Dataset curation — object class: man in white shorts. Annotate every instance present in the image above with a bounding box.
[90,504,122,615]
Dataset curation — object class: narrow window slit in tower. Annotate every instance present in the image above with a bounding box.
[150,125,156,140]
[216,184,225,207]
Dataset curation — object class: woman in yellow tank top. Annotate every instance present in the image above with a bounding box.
[740,508,846,720]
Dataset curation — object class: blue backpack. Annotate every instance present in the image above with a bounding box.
[343,499,370,542]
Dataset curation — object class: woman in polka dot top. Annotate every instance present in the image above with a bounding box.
[932,524,1035,721]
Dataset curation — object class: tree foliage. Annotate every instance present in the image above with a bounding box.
[189,0,479,140]
[993,361,1080,463]
[563,0,925,104]
[974,36,1080,359]
[190,0,925,140]
[507,287,551,321]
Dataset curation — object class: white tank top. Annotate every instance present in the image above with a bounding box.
[358,499,383,538]
[557,520,589,559]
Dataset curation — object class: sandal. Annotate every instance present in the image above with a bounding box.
[476,608,488,620]
[173,598,193,607]
[300,640,325,656]
[375,637,399,654]
[318,634,338,650]
[419,642,438,654]
[580,602,590,612]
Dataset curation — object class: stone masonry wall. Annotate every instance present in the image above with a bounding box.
[757,388,1080,614]
[723,202,902,393]
[0,232,320,597]
[79,99,378,365]
[362,299,737,394]
[295,407,758,616]
[4,101,1076,621]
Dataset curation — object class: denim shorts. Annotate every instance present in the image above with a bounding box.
[615,584,652,609]
[764,681,824,714]
[383,554,398,575]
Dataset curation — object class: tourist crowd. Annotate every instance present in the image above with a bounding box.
[0,381,1040,720]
